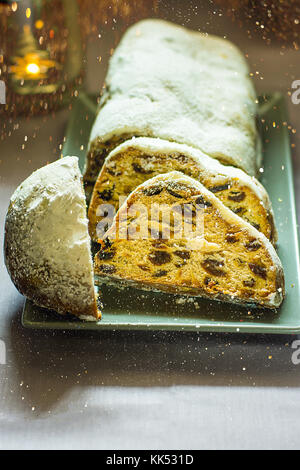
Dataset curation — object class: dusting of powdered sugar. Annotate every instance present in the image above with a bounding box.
[4,156,99,320]
[87,19,261,179]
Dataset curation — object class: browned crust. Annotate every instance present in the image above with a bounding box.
[4,209,101,321]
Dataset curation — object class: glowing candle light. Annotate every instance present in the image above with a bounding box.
[26,63,40,75]
[10,52,57,80]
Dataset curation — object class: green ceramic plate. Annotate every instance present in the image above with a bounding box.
[22,92,300,334]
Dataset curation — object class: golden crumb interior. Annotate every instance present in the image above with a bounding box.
[88,147,275,243]
[94,178,283,308]
[84,134,143,194]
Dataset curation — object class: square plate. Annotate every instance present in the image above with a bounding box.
[22,92,300,334]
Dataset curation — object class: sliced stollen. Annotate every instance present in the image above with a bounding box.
[94,171,284,309]
[4,157,100,321]
[88,137,276,244]
[84,19,261,191]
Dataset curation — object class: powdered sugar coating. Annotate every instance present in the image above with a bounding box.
[4,157,99,320]
[87,19,261,179]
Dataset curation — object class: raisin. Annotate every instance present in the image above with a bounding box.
[233,207,246,215]
[174,250,191,260]
[201,258,226,277]
[97,188,113,201]
[98,264,116,274]
[195,196,212,207]
[204,276,211,286]
[148,250,172,265]
[209,184,230,193]
[132,162,152,174]
[245,239,262,251]
[249,263,267,280]
[97,248,115,261]
[228,191,246,202]
[226,233,238,243]
[143,186,163,196]
[153,270,168,277]
[243,278,255,287]
[166,188,184,198]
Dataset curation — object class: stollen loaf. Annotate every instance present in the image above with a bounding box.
[84,19,261,192]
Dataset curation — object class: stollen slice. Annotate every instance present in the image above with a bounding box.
[94,171,284,309]
[88,137,276,244]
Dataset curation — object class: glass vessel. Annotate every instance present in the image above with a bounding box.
[0,0,83,116]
